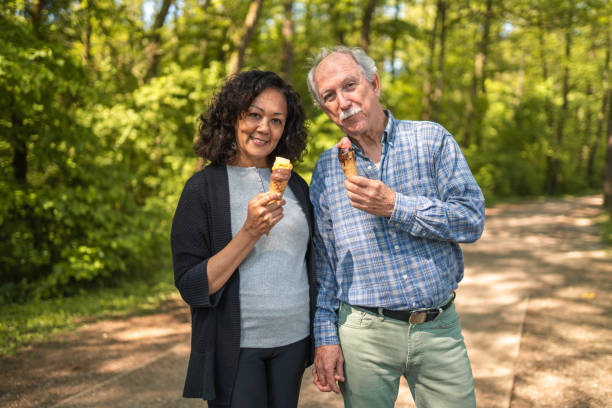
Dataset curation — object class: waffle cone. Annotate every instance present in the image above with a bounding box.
[269,180,289,197]
[340,150,358,177]
[341,157,358,177]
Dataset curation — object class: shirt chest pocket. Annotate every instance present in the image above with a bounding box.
[393,172,433,198]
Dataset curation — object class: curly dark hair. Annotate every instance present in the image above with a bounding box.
[194,70,308,166]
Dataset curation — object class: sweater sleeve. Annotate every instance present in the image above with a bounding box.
[171,173,224,308]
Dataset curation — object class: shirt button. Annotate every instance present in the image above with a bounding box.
[390,231,396,236]
[368,165,372,169]
[394,245,400,250]
[404,275,408,280]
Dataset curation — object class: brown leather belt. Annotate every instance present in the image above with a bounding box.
[354,292,455,324]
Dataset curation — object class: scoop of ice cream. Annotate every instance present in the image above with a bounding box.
[271,167,291,182]
[337,137,356,168]
[337,137,352,150]
[272,156,293,171]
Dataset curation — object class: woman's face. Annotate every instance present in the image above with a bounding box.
[234,87,288,168]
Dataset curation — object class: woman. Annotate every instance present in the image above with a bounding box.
[170,70,315,408]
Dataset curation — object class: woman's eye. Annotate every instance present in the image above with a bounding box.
[271,118,283,126]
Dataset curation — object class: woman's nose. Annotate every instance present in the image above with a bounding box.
[256,118,270,133]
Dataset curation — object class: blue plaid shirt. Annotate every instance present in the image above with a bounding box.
[310,111,485,346]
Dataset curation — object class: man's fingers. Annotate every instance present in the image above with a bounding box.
[346,190,366,204]
[324,370,340,394]
[312,369,334,392]
[346,174,369,186]
[335,356,345,382]
[313,380,333,392]
[344,179,375,198]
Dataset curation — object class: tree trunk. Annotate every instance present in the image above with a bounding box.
[589,27,610,186]
[546,24,572,194]
[29,0,49,38]
[556,29,571,148]
[390,0,401,78]
[515,49,525,104]
[431,0,447,122]
[604,89,612,209]
[18,0,50,185]
[81,2,92,65]
[199,0,212,67]
[422,2,440,120]
[280,0,294,83]
[144,0,174,82]
[360,0,379,53]
[11,113,27,184]
[228,0,264,75]
[539,14,556,195]
[463,0,493,148]
[331,3,346,45]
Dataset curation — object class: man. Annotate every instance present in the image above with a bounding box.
[307,46,485,408]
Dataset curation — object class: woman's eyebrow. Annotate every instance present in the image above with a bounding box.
[249,104,285,116]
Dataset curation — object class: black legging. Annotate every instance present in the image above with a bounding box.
[227,337,309,408]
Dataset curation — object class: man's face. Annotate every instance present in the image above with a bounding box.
[313,52,381,138]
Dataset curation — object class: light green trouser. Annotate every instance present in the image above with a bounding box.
[338,302,476,408]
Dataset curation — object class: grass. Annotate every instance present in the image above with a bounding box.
[599,211,612,246]
[0,268,177,356]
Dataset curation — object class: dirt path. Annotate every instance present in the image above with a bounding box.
[2,195,611,408]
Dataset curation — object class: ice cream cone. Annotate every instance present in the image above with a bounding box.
[337,137,358,177]
[269,157,292,198]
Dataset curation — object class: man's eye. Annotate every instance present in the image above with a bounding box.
[345,82,355,89]
[323,94,335,103]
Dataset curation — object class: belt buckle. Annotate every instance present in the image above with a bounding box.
[409,311,427,324]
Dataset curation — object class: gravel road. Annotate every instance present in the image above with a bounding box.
[2,195,611,408]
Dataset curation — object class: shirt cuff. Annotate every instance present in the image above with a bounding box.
[387,192,417,231]
[314,321,339,347]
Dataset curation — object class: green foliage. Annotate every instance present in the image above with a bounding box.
[2,0,612,311]
[0,268,175,355]
[0,13,205,302]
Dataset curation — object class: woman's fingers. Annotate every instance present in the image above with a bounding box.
[255,192,282,206]
[245,193,287,237]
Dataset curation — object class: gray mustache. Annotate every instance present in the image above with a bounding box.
[340,106,362,121]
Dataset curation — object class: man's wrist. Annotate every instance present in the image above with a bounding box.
[387,192,416,228]
[385,190,396,218]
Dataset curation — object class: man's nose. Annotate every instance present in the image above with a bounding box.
[337,92,351,110]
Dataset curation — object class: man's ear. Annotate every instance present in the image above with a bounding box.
[370,73,381,97]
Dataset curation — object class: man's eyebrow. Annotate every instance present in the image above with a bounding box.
[320,75,360,94]
[343,75,360,83]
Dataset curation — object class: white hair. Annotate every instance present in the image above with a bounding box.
[306,46,378,108]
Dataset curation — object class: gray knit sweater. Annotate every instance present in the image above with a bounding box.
[227,166,310,348]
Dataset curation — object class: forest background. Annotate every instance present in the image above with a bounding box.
[1,0,612,351]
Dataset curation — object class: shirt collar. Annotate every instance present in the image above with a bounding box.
[349,110,396,155]
[382,110,396,147]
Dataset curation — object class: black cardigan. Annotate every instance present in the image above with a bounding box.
[170,164,316,406]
